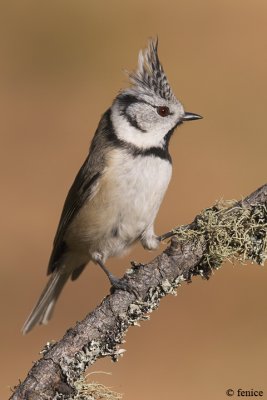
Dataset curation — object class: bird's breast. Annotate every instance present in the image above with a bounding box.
[67,148,172,256]
[103,148,172,225]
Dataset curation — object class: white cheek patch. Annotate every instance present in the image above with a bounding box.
[111,107,170,149]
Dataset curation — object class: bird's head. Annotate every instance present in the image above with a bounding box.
[111,38,202,150]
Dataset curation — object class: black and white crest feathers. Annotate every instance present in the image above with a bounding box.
[129,39,175,101]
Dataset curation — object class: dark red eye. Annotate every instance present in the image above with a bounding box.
[157,106,170,117]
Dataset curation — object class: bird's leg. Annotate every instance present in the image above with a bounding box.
[157,229,177,242]
[97,260,139,297]
[97,259,121,287]
[141,225,177,246]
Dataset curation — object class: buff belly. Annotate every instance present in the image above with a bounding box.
[65,149,172,261]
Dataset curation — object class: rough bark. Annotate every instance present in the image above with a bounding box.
[10,184,267,400]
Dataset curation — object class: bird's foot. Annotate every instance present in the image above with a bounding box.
[96,259,139,298]
[109,274,140,298]
[158,229,177,242]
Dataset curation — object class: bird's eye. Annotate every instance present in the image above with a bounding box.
[157,106,170,117]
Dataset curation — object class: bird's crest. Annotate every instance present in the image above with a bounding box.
[128,38,175,101]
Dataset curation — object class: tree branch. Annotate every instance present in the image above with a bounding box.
[11,184,267,400]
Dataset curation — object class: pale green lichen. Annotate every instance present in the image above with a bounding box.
[73,377,122,400]
[40,341,57,356]
[172,201,267,276]
[53,376,122,400]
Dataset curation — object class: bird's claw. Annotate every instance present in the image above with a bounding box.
[158,230,177,242]
[109,275,140,299]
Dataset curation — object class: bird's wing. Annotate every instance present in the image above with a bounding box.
[47,155,102,274]
[47,109,112,274]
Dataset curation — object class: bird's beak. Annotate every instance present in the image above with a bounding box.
[182,112,203,121]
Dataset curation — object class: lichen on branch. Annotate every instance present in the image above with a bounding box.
[173,200,267,278]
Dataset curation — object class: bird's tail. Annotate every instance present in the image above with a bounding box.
[22,269,70,335]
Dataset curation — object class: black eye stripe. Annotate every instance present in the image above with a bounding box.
[117,94,151,111]
[117,94,173,116]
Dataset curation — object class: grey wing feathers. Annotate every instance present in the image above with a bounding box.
[47,109,112,275]
[47,159,101,274]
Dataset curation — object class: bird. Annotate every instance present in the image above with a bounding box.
[22,38,202,334]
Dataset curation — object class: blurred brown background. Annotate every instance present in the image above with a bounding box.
[1,1,267,399]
